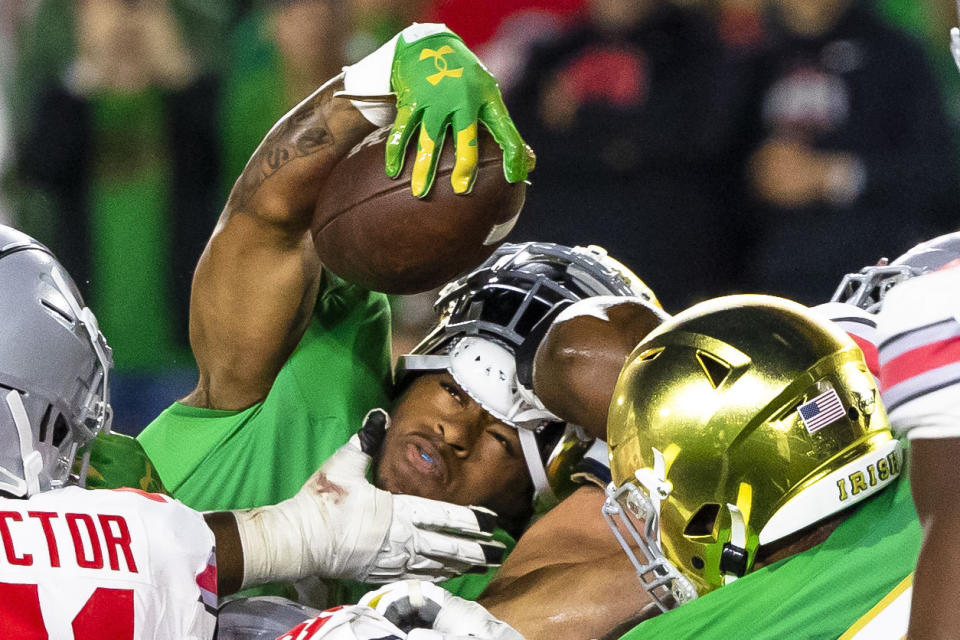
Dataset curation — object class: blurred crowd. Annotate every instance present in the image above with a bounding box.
[2,0,960,432]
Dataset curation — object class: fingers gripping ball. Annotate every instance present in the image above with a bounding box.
[385,30,536,197]
[312,127,525,294]
[339,23,535,197]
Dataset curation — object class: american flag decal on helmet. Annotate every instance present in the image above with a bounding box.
[798,388,846,433]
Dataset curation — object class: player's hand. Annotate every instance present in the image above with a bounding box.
[234,409,505,587]
[360,580,526,640]
[386,27,534,197]
[277,605,408,640]
[338,24,535,198]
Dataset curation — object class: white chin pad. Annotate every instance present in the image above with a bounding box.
[447,337,518,423]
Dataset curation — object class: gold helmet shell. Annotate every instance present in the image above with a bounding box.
[605,295,899,603]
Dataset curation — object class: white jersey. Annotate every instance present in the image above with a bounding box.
[0,485,217,640]
[876,265,960,439]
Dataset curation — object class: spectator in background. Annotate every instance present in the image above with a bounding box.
[8,0,225,431]
[711,0,768,54]
[738,0,960,303]
[507,0,746,311]
[219,0,349,188]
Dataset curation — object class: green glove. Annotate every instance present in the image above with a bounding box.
[339,24,534,198]
[387,30,535,197]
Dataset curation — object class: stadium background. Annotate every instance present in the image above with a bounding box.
[1,0,958,434]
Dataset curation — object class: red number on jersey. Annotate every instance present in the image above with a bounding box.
[0,582,134,639]
[73,587,135,638]
[1,582,46,639]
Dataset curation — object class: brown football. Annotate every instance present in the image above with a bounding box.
[312,126,526,294]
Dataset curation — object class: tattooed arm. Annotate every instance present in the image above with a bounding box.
[183,77,376,410]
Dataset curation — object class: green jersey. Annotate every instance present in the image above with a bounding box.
[621,468,920,640]
[137,274,393,511]
[138,273,511,602]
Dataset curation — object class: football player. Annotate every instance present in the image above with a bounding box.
[833,230,960,639]
[134,22,658,605]
[459,233,960,640]
[275,295,908,640]
[0,225,509,638]
[465,295,913,640]
[213,291,668,640]
[390,242,659,521]
[599,295,915,638]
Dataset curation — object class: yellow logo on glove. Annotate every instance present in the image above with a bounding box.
[420,46,463,85]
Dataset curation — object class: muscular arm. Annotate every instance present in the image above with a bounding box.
[184,77,376,409]
[533,298,667,439]
[907,438,960,640]
[479,486,655,640]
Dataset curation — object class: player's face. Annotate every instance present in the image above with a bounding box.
[376,372,533,522]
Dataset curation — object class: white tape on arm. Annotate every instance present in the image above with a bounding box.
[232,440,392,587]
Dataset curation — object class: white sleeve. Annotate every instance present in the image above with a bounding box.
[87,489,219,639]
[876,267,960,440]
[142,494,218,638]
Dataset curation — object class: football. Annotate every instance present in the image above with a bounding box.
[312,126,526,294]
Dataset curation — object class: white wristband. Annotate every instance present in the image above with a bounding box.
[233,498,309,588]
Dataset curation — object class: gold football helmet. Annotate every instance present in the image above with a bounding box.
[603,295,901,611]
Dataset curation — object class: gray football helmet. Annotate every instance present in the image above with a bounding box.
[0,226,113,497]
[831,231,960,312]
[395,242,658,502]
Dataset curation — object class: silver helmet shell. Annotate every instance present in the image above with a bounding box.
[831,231,960,312]
[395,242,656,501]
[0,226,113,497]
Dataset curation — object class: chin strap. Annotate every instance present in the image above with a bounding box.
[1,390,42,497]
[510,386,560,504]
[722,503,748,585]
[633,448,670,540]
[516,427,553,503]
